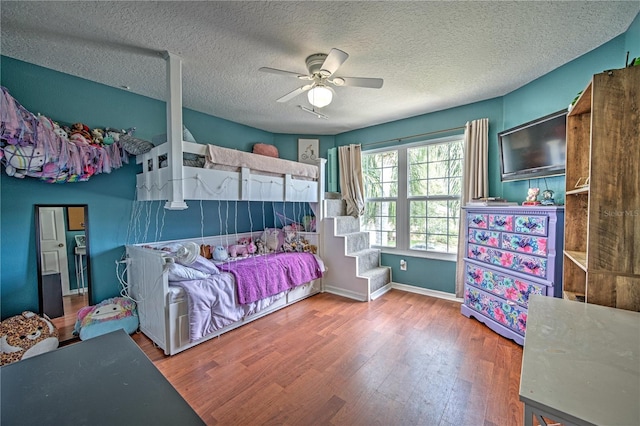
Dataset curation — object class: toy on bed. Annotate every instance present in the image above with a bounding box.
[73,297,139,341]
[227,236,257,258]
[1,311,59,365]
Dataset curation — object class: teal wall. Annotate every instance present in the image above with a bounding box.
[1,15,637,313]
[334,17,638,294]
[1,57,276,317]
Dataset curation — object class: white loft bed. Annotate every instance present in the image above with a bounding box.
[134,52,325,210]
[127,52,326,355]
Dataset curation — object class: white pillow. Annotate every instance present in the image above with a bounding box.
[166,263,209,281]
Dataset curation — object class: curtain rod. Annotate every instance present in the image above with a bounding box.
[362,124,466,148]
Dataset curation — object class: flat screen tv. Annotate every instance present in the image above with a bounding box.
[498,110,567,182]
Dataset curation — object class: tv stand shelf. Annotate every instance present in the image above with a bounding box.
[562,66,640,311]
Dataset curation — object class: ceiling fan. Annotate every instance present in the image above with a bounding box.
[259,48,383,112]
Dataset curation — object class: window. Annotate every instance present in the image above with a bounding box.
[361,136,463,255]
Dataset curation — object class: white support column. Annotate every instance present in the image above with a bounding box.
[316,158,327,221]
[163,51,188,210]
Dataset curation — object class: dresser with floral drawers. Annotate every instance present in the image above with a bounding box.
[460,206,564,345]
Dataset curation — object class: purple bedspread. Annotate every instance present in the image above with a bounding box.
[218,252,323,304]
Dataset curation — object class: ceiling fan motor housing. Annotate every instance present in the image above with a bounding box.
[305,53,329,76]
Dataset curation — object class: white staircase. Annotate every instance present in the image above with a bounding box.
[321,197,391,301]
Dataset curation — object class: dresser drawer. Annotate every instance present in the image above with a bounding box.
[467,213,488,229]
[488,214,513,231]
[468,229,500,248]
[467,243,548,278]
[465,262,547,308]
[464,284,528,336]
[514,215,547,236]
[500,232,548,256]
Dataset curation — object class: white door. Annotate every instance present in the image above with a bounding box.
[39,207,71,296]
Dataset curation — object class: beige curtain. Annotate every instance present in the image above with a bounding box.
[339,144,365,218]
[455,118,489,297]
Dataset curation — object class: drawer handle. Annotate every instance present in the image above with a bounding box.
[517,239,531,249]
[472,217,485,225]
[470,248,481,256]
[494,219,507,226]
[522,220,540,230]
[522,261,540,270]
[477,233,490,242]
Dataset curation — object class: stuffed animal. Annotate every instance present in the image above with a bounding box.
[73,297,138,340]
[103,127,125,146]
[1,311,59,365]
[238,237,256,255]
[200,244,212,259]
[3,145,45,178]
[70,123,93,143]
[261,228,284,253]
[526,187,540,202]
[254,238,267,255]
[91,128,104,145]
[212,245,229,261]
[53,123,69,142]
[228,243,249,258]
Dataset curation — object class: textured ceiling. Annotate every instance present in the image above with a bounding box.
[1,1,638,135]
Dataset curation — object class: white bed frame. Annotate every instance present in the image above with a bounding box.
[126,233,321,356]
[127,52,326,355]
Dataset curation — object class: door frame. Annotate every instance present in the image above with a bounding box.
[35,204,92,317]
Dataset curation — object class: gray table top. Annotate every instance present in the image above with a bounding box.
[1,329,204,425]
[520,295,640,425]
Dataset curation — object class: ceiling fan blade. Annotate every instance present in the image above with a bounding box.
[334,77,384,89]
[276,84,313,103]
[319,48,349,77]
[259,67,309,79]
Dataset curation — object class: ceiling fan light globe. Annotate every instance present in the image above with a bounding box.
[308,86,333,108]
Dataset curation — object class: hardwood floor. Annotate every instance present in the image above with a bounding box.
[51,293,87,344]
[133,290,525,426]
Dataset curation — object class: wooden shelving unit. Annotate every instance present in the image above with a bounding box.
[562,66,640,311]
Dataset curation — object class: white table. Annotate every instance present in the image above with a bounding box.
[74,245,86,293]
[520,295,640,426]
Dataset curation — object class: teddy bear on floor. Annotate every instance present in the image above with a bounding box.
[1,311,59,365]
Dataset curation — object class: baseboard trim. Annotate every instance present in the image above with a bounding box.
[391,282,463,303]
[370,283,392,300]
[322,285,368,302]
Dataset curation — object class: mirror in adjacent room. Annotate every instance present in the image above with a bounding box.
[35,204,92,343]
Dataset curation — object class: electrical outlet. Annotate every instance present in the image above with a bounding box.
[400,259,407,271]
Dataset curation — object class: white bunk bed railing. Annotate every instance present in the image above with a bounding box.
[136,141,326,204]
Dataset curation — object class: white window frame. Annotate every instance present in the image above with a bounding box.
[362,134,463,262]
